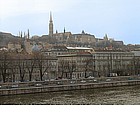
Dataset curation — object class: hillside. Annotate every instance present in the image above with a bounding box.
[0,32,21,48]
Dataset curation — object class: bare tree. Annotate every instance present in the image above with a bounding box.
[33,52,51,81]
[9,60,17,82]
[17,54,27,82]
[26,56,35,81]
[58,59,67,79]
[58,59,76,79]
[0,51,11,82]
[67,61,76,79]
[83,58,94,78]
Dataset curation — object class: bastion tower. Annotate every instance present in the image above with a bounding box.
[49,12,53,37]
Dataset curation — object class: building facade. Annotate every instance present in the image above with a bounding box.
[0,51,58,82]
[43,45,135,78]
[94,51,134,76]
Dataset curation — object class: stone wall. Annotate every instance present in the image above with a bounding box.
[0,80,140,96]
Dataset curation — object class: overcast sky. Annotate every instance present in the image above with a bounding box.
[0,0,140,44]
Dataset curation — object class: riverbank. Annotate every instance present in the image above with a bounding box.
[0,80,140,96]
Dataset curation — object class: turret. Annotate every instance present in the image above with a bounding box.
[104,34,108,41]
[27,29,30,39]
[21,31,23,38]
[49,12,53,37]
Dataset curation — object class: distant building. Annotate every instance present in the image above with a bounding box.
[8,42,22,52]
[47,12,123,49]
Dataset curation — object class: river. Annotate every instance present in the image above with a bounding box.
[0,85,140,105]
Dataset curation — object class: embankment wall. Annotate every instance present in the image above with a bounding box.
[0,80,140,96]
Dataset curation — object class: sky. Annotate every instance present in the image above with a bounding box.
[0,0,140,44]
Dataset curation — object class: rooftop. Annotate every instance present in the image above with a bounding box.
[67,47,93,50]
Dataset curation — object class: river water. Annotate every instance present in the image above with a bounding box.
[0,85,140,105]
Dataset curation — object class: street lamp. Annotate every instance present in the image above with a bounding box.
[45,72,48,81]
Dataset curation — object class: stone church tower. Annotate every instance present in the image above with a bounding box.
[49,12,53,37]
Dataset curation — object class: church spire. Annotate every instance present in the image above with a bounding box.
[50,12,53,22]
[49,12,53,37]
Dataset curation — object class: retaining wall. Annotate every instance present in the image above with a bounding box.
[0,80,140,96]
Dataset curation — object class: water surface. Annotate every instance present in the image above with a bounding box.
[0,85,140,105]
